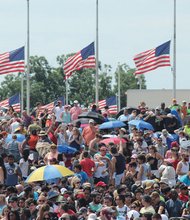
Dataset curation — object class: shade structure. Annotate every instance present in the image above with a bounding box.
[5,133,25,143]
[128,120,154,131]
[99,120,126,130]
[25,165,74,183]
[78,112,104,124]
[100,137,126,145]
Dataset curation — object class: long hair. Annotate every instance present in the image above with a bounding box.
[0,156,6,180]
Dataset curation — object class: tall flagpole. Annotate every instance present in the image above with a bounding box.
[118,64,121,111]
[173,0,176,98]
[26,0,30,114]
[21,73,24,112]
[95,0,99,104]
[66,79,68,105]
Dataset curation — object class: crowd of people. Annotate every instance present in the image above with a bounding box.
[0,98,190,220]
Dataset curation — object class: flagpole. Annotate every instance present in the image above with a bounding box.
[95,0,99,104]
[118,64,121,111]
[26,0,30,114]
[66,79,68,105]
[173,0,176,98]
[21,73,24,112]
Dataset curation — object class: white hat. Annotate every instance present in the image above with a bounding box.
[87,213,97,220]
[73,100,78,104]
[127,210,140,219]
[89,119,95,123]
[60,188,67,194]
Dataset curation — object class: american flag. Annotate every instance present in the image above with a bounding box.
[64,42,96,79]
[0,94,21,112]
[0,47,25,75]
[134,41,171,75]
[98,96,118,115]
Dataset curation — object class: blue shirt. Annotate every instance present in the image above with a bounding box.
[5,163,21,186]
[180,175,190,186]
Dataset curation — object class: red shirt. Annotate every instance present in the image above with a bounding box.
[80,158,95,177]
[179,193,189,203]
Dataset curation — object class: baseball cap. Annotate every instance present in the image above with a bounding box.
[89,119,95,123]
[73,100,78,104]
[96,181,107,187]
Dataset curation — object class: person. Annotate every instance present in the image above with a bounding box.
[140,195,155,214]
[180,171,190,186]
[151,191,166,215]
[19,149,30,180]
[73,164,88,184]
[110,143,126,186]
[7,135,21,162]
[70,100,82,121]
[137,154,151,182]
[176,153,189,180]
[80,151,95,186]
[89,134,102,157]
[0,156,6,184]
[54,124,68,146]
[44,144,58,165]
[115,194,129,219]
[60,105,71,124]
[52,100,64,127]
[5,154,22,186]
[166,189,182,217]
[82,119,96,149]
[118,108,130,122]
[89,192,102,213]
[68,127,82,151]
[7,210,20,220]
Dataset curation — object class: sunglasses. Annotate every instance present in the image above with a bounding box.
[76,181,81,184]
[39,200,45,202]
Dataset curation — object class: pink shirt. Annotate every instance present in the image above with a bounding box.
[70,106,82,121]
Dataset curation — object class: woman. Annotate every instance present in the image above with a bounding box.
[0,206,10,220]
[140,195,155,215]
[122,162,138,191]
[68,127,82,151]
[89,134,102,157]
[7,210,20,220]
[36,204,50,220]
[54,125,68,146]
[147,145,163,178]
[0,156,6,184]
[137,154,151,182]
[44,144,58,165]
[42,213,51,220]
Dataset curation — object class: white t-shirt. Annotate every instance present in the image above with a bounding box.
[53,106,64,122]
[19,158,29,178]
[117,205,129,219]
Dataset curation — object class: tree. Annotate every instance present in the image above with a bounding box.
[114,63,146,108]
[99,64,114,100]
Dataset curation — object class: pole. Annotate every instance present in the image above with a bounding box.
[21,73,24,112]
[173,0,176,98]
[118,64,121,111]
[95,0,99,104]
[66,79,68,105]
[26,0,30,114]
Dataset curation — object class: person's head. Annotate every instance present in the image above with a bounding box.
[137,154,146,164]
[50,144,57,153]
[37,195,47,205]
[150,191,160,205]
[89,119,95,127]
[2,206,10,217]
[115,194,125,206]
[130,200,141,212]
[8,210,20,220]
[71,176,81,188]
[73,100,78,107]
[92,192,101,204]
[141,195,152,207]
[7,154,15,165]
[60,213,70,220]
[74,164,82,173]
[148,145,157,153]
[181,153,189,162]
[103,195,113,207]
[12,135,17,140]
[110,146,118,155]
[180,184,188,195]
[125,192,133,205]
[128,162,137,171]
[170,189,178,200]
[57,100,62,107]
[72,127,80,135]
[67,123,73,131]
[82,151,89,158]
[0,194,6,205]
[25,198,37,213]
[100,146,107,156]
[18,197,25,208]
[22,149,30,161]
[8,196,18,209]
[152,213,162,220]
[42,212,51,220]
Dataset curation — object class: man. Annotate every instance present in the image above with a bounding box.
[118,108,130,122]
[5,154,22,186]
[82,119,96,149]
[52,100,64,126]
[70,100,82,121]
[169,99,181,111]
[8,196,19,211]
[180,171,190,186]
[25,198,38,220]
[80,151,95,186]
[22,110,33,128]
[74,164,88,184]
[89,192,102,213]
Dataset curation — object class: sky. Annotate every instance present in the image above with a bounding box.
[0,0,190,90]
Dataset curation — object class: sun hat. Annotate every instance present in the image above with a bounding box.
[89,119,95,123]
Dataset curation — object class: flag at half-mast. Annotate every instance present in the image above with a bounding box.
[64,42,96,79]
[133,41,171,75]
[0,47,25,75]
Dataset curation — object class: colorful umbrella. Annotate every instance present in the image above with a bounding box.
[99,120,126,130]
[100,137,126,145]
[25,165,74,183]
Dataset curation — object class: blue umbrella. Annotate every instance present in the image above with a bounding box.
[57,144,77,154]
[99,120,126,130]
[128,120,154,130]
[5,134,25,143]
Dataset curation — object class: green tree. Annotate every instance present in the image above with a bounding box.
[114,63,146,107]
[99,64,114,100]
